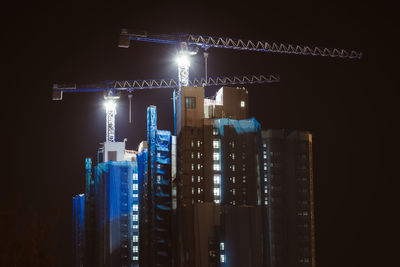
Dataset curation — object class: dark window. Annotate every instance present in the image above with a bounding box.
[108,151,117,161]
[185,97,196,109]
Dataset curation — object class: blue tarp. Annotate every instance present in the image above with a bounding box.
[213,118,261,136]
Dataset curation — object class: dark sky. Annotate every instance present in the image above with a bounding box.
[2,1,397,267]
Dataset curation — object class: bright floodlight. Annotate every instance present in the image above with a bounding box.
[104,100,116,111]
[176,53,190,67]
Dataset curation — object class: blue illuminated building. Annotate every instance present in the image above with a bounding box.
[72,104,173,267]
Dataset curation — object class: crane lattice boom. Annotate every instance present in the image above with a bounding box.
[119,30,362,59]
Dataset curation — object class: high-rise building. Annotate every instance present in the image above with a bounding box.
[174,86,265,267]
[261,130,315,267]
[137,106,174,267]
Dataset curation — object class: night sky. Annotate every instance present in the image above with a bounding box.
[2,1,397,267]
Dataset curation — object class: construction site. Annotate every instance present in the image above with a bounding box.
[63,30,362,267]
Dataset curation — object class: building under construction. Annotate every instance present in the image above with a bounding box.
[72,86,315,267]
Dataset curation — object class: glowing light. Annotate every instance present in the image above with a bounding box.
[176,54,190,67]
[104,100,116,110]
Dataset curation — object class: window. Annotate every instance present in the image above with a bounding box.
[133,194,138,198]
[213,152,220,161]
[197,140,201,147]
[213,164,220,171]
[232,165,235,171]
[213,140,219,149]
[232,189,235,195]
[191,140,194,147]
[198,188,201,194]
[213,174,221,184]
[185,96,196,109]
[197,164,201,170]
[198,176,201,182]
[133,235,138,242]
[133,174,138,180]
[232,177,235,183]
[197,152,201,159]
[133,214,138,221]
[133,204,138,211]
[240,100,245,107]
[133,184,138,190]
[220,255,225,263]
[213,188,220,196]
[133,246,138,252]
[232,153,235,160]
[133,256,138,260]
[191,164,194,171]
[192,188,194,194]
[191,152,194,159]
[220,242,225,250]
[192,175,194,183]
[213,128,218,135]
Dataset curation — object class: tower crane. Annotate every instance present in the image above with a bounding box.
[53,75,279,142]
[118,30,362,90]
[118,30,362,135]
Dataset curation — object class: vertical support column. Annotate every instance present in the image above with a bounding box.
[105,100,117,142]
[146,105,157,267]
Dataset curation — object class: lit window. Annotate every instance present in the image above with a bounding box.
[231,142,235,148]
[213,128,218,135]
[191,152,194,159]
[198,176,201,182]
[133,174,138,180]
[133,204,138,211]
[133,235,138,242]
[232,165,235,171]
[192,175,194,182]
[264,188,268,194]
[198,152,201,159]
[133,225,138,229]
[191,141,194,147]
[214,199,220,203]
[133,246,138,252]
[133,214,138,221]
[232,153,235,160]
[197,140,201,147]
[133,194,138,198]
[213,188,220,196]
[213,152,220,161]
[232,189,235,195]
[240,100,245,107]
[133,256,138,260]
[191,164,194,171]
[220,254,225,263]
[133,184,138,190]
[264,200,268,205]
[214,174,221,184]
[232,177,235,183]
[264,166,267,171]
[263,155,267,159]
[263,144,267,148]
[198,188,201,194]
[213,140,219,149]
[213,164,220,171]
[220,242,224,250]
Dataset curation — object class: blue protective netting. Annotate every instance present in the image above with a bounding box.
[213,118,261,136]
[93,161,137,266]
[72,194,85,266]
